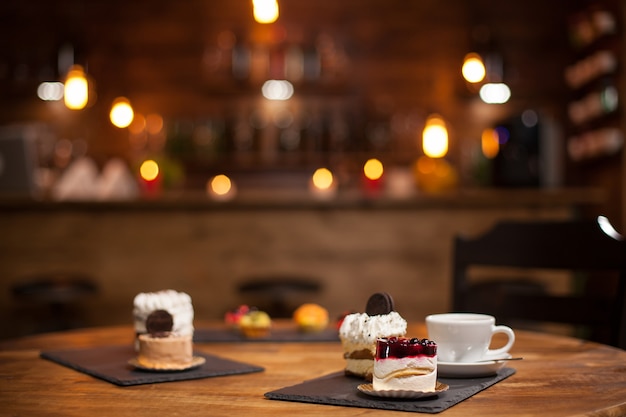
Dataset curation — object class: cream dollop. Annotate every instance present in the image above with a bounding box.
[133,290,194,336]
[339,311,407,351]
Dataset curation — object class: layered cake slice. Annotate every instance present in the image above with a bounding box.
[373,337,438,392]
[339,293,407,380]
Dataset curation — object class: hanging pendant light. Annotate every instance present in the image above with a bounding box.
[462,53,486,83]
[64,65,89,110]
[252,0,279,24]
[422,114,448,158]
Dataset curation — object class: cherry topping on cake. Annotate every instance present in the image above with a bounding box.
[376,337,437,359]
[146,309,174,337]
[365,292,395,316]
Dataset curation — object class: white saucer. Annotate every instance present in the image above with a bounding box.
[437,354,511,378]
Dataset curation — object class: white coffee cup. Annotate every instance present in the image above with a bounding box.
[426,313,515,363]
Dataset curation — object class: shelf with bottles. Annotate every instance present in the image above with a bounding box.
[565,1,623,164]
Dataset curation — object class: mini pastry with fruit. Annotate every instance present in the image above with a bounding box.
[293,303,329,332]
[239,310,272,338]
[224,305,251,328]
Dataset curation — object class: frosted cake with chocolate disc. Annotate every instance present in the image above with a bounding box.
[136,309,194,369]
[373,337,437,391]
[133,290,194,343]
[339,293,407,380]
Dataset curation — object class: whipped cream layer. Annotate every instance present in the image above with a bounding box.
[133,290,194,336]
[373,356,437,391]
[339,312,407,353]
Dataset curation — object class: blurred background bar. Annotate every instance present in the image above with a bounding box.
[0,0,624,340]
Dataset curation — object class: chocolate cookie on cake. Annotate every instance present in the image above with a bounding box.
[133,290,194,346]
[338,293,407,380]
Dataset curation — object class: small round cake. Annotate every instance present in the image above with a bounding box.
[136,310,194,369]
[293,303,329,332]
[133,290,194,342]
[373,337,438,392]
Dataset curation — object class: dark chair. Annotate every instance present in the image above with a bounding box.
[237,276,322,317]
[452,216,626,349]
[10,272,99,335]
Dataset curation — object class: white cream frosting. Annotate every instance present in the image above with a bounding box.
[373,356,437,391]
[339,311,407,353]
[133,290,194,336]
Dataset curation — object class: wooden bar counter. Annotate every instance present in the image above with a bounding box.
[1,321,625,416]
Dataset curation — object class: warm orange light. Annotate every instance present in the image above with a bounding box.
[210,174,232,195]
[128,113,146,135]
[252,0,279,24]
[312,168,334,190]
[422,114,448,158]
[363,158,384,180]
[110,97,134,128]
[481,128,500,159]
[139,160,159,181]
[146,114,164,134]
[462,53,486,83]
[64,65,89,110]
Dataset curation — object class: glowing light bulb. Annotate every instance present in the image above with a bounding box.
[363,158,384,180]
[139,159,159,182]
[64,65,88,110]
[253,0,279,24]
[422,114,448,158]
[462,53,486,83]
[110,97,134,128]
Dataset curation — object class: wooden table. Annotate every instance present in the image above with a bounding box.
[1,322,625,416]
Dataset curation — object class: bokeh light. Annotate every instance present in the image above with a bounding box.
[479,83,511,104]
[146,114,164,134]
[312,168,334,190]
[37,82,64,101]
[462,53,486,83]
[422,114,448,158]
[210,174,232,195]
[363,158,384,180]
[64,65,88,110]
[262,80,294,100]
[139,159,159,181]
[253,0,279,24]
[481,128,499,159]
[110,97,134,128]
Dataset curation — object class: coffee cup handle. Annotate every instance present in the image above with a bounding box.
[486,325,515,358]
